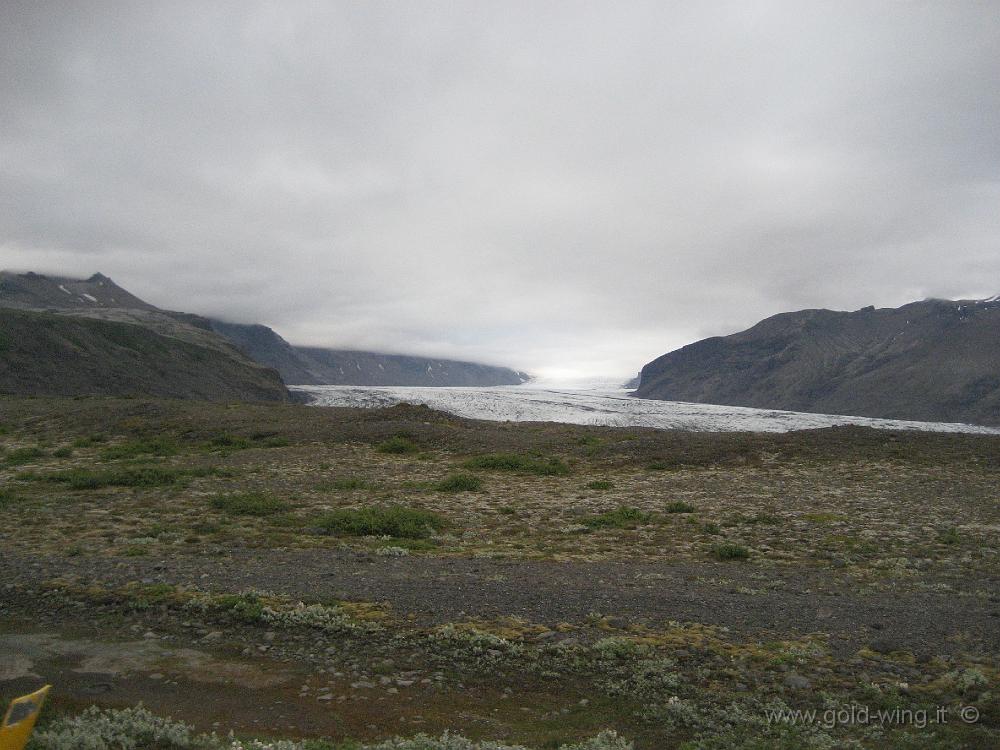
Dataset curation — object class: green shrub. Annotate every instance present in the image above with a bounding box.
[205,433,289,451]
[319,477,372,491]
[464,453,570,476]
[260,436,291,448]
[583,506,653,530]
[436,473,484,493]
[31,705,633,750]
[376,436,420,454]
[34,466,194,489]
[71,433,107,448]
[313,506,446,539]
[712,542,751,560]
[211,592,266,623]
[938,527,961,545]
[211,492,291,516]
[31,705,199,750]
[6,446,45,465]
[702,522,721,535]
[586,480,614,491]
[101,437,178,460]
[132,583,182,605]
[665,501,696,513]
[208,434,252,450]
[52,446,74,458]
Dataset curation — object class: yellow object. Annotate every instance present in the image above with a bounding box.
[0,685,50,750]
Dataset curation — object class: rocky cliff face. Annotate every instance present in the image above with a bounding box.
[0,271,290,402]
[634,297,1000,426]
[209,319,530,387]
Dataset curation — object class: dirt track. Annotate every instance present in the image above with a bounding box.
[5,550,998,658]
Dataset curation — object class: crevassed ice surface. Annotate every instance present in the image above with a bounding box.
[292,380,1000,435]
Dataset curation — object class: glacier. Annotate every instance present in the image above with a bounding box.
[292,381,1000,434]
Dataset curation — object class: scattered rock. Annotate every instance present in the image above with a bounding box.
[784,673,811,690]
[870,638,901,655]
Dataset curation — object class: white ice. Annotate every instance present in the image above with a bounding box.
[292,382,1000,435]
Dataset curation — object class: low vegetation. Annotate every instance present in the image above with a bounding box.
[210,492,291,516]
[664,500,696,513]
[938,526,961,545]
[2,397,999,749]
[101,436,179,460]
[582,506,653,530]
[318,477,373,491]
[312,506,447,538]
[31,706,633,750]
[435,473,484,492]
[712,542,751,560]
[5,445,45,465]
[464,452,571,476]
[22,465,202,489]
[376,435,420,454]
[0,487,19,508]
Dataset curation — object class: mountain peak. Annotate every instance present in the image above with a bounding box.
[0,270,157,311]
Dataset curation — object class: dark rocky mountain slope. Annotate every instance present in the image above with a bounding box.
[209,319,530,387]
[1,271,528,397]
[0,272,289,401]
[634,297,1000,426]
[0,308,289,401]
[207,320,319,385]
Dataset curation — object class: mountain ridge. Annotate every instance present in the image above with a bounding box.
[1,271,530,393]
[0,270,289,401]
[634,296,1000,426]
[208,319,530,387]
[0,307,290,401]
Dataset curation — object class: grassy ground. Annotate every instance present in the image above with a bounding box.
[1,396,998,748]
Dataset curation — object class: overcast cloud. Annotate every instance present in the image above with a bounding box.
[2,1,998,379]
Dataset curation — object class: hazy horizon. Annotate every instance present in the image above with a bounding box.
[3,2,999,379]
[7,264,1000,383]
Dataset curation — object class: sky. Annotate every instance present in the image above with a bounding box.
[2,1,999,380]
